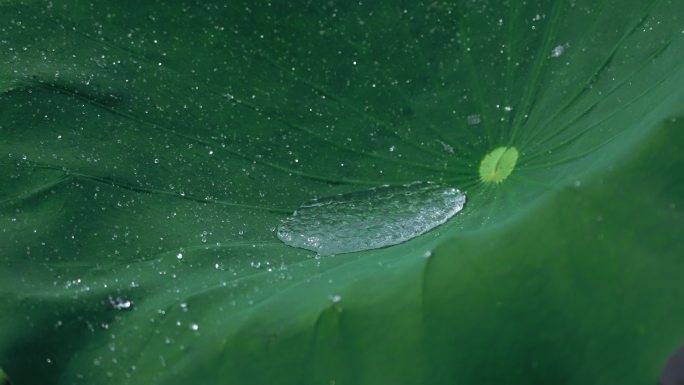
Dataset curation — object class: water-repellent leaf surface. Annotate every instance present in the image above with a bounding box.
[2,1,684,384]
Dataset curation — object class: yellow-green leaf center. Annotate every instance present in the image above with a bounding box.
[479,146,519,183]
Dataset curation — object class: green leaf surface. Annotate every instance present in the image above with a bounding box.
[2,1,684,384]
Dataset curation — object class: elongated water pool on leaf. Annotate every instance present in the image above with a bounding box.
[276,182,466,255]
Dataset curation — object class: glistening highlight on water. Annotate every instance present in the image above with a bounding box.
[276,182,466,255]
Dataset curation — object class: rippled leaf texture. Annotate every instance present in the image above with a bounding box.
[1,1,684,384]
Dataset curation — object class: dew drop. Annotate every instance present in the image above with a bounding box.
[551,43,569,58]
[276,182,466,255]
[109,297,132,310]
[467,114,481,125]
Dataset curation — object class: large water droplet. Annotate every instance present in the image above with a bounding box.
[661,344,684,385]
[277,182,466,255]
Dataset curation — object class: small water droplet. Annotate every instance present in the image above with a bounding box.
[439,140,454,154]
[551,43,568,58]
[277,182,466,255]
[467,114,481,125]
[109,297,132,310]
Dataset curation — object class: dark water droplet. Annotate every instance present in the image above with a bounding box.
[660,344,684,385]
